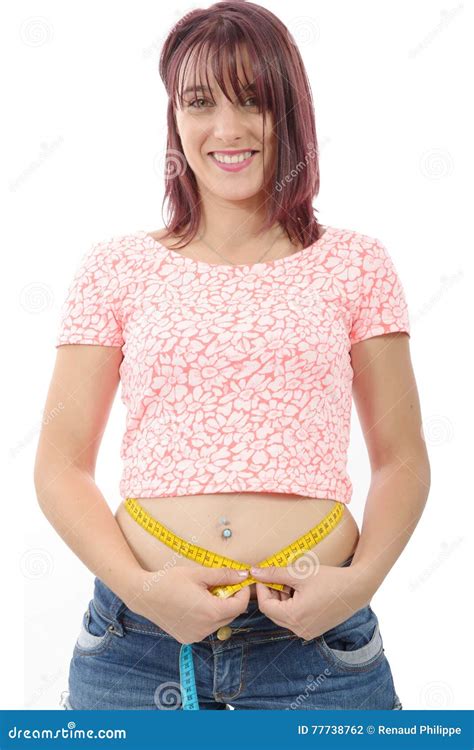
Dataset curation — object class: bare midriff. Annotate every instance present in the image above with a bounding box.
[114,492,360,600]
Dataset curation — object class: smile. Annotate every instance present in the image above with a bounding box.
[209,151,258,172]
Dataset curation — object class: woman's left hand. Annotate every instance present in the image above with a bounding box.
[250,560,371,640]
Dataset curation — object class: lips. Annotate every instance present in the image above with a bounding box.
[209,151,258,172]
[208,150,259,156]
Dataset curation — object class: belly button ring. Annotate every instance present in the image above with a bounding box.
[219,517,232,539]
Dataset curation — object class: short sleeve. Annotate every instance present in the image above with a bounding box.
[55,239,124,348]
[349,237,411,345]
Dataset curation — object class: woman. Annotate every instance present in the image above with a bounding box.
[34,1,430,710]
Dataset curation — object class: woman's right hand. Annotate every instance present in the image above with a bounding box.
[126,566,252,644]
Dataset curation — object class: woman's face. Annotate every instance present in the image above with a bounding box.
[174,50,276,204]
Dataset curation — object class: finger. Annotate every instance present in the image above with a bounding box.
[210,583,252,621]
[255,583,289,628]
[210,584,252,631]
[250,565,300,589]
[230,585,251,608]
[255,581,279,605]
[197,567,250,586]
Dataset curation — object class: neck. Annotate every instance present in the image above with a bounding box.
[197,193,284,253]
[197,221,286,254]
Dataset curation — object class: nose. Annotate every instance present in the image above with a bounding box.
[211,100,247,143]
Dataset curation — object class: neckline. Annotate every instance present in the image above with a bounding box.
[139,225,335,271]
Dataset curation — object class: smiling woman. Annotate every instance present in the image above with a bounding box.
[156,2,324,258]
[35,0,429,714]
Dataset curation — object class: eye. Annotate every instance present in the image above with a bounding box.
[186,98,211,109]
[185,95,259,110]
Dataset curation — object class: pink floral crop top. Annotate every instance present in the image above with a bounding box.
[55,226,410,504]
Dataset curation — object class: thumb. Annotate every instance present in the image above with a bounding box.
[210,581,251,622]
[228,583,251,609]
[196,566,250,586]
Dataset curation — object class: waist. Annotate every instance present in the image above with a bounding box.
[115,492,360,577]
[92,548,357,637]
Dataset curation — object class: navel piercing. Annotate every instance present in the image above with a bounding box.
[219,516,232,539]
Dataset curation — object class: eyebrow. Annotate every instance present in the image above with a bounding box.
[182,83,256,96]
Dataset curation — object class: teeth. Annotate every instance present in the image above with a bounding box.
[212,151,254,164]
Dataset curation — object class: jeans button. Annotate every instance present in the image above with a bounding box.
[216,626,232,641]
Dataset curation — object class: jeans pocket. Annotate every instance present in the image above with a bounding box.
[317,605,384,671]
[74,601,117,655]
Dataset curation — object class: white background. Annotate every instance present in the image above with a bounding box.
[1,0,472,711]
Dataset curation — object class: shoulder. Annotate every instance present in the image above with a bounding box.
[148,227,170,243]
[321,227,408,319]
[146,227,188,250]
[79,231,135,261]
[69,232,159,297]
[328,225,385,253]
[327,226,398,274]
[86,230,159,266]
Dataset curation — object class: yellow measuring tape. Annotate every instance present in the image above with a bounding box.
[124,497,345,598]
[124,496,345,710]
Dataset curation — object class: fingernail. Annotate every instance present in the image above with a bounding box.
[250,567,262,575]
[237,570,249,577]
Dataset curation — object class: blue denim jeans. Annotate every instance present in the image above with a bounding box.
[60,554,403,710]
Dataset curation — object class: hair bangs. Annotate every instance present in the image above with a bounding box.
[175,36,271,117]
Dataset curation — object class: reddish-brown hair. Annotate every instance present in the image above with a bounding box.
[158,0,323,249]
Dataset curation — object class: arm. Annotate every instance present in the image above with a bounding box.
[34,344,143,606]
[349,332,431,599]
